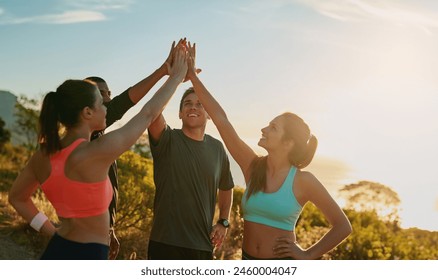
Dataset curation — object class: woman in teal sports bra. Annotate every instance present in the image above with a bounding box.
[8,43,188,259]
[185,43,352,260]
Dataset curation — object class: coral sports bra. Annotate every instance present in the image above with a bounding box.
[41,138,113,218]
[242,166,302,231]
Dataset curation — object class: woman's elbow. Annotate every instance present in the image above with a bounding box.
[341,219,353,239]
[8,191,18,209]
[332,216,352,240]
[8,187,25,210]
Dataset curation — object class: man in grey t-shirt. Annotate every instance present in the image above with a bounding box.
[147,87,234,259]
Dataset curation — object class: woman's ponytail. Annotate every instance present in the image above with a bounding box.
[280,112,318,169]
[38,91,61,155]
[295,134,318,169]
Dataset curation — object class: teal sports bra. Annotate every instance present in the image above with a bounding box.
[241,166,302,231]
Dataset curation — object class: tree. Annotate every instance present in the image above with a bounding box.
[13,95,40,154]
[114,150,155,259]
[130,133,151,158]
[339,181,401,223]
[0,117,11,149]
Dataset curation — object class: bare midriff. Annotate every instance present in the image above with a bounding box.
[56,211,110,246]
[242,220,295,258]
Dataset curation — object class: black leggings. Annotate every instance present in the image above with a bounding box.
[148,240,213,260]
[242,249,294,260]
[40,233,109,260]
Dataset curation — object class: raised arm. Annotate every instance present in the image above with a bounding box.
[92,47,188,165]
[121,41,177,140]
[147,39,204,142]
[128,40,180,104]
[187,43,257,178]
[147,39,188,142]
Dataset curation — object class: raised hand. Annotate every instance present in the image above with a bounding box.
[186,41,202,82]
[160,38,186,75]
[168,44,188,82]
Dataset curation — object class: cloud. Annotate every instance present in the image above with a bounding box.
[0,0,134,25]
[296,0,438,32]
[64,0,134,11]
[40,10,106,24]
[0,10,106,25]
[220,0,438,36]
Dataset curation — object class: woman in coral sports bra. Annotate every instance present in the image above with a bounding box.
[185,43,352,260]
[8,44,188,259]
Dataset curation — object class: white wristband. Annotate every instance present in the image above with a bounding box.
[30,212,48,232]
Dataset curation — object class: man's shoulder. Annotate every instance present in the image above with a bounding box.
[204,133,221,143]
[204,134,225,149]
[152,126,182,146]
[166,127,182,137]
[106,88,131,105]
[154,125,177,136]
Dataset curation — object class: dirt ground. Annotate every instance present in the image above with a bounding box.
[0,198,37,260]
[0,233,36,260]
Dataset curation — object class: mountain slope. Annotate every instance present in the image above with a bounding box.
[0,90,21,144]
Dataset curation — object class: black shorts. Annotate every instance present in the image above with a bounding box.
[148,240,213,260]
[40,233,109,260]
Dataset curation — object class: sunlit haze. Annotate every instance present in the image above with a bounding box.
[1,0,437,231]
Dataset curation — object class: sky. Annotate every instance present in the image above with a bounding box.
[1,0,437,231]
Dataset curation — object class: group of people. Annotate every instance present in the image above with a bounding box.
[8,39,351,260]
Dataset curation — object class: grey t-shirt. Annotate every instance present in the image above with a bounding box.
[149,126,234,252]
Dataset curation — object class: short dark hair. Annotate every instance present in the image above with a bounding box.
[179,87,196,111]
[85,76,106,84]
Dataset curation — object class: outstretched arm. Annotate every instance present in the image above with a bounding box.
[102,40,181,129]
[187,43,257,179]
[147,113,166,143]
[147,39,187,142]
[128,40,180,104]
[92,46,188,166]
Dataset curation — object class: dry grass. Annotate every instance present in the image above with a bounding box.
[0,191,55,258]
